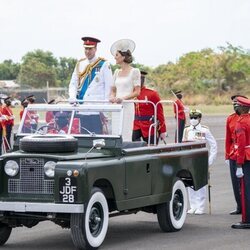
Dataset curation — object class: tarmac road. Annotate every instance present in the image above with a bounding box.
[5,115,250,250]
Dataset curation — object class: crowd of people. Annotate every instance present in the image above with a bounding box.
[0,35,249,229]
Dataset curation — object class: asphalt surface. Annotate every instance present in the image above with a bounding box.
[5,115,250,250]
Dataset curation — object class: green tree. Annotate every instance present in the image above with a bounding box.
[216,43,250,92]
[18,58,57,88]
[18,50,58,87]
[57,57,77,87]
[0,60,20,80]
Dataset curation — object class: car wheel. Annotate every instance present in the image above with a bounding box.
[0,223,12,246]
[19,135,78,153]
[157,179,187,232]
[71,188,109,250]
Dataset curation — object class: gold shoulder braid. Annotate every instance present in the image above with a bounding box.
[77,57,105,89]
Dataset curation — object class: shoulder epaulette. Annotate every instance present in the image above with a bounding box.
[98,57,106,61]
[201,125,209,129]
[78,58,86,63]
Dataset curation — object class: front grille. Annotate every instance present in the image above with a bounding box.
[8,158,54,194]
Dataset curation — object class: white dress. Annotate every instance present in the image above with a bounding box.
[112,68,141,141]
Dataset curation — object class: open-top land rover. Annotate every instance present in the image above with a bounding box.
[0,102,208,249]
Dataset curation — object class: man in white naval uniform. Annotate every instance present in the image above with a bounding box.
[183,109,217,215]
[69,37,113,134]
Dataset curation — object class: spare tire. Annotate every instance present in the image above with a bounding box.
[19,135,78,153]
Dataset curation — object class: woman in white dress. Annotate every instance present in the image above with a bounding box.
[109,39,141,141]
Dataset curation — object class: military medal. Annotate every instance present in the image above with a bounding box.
[95,66,100,82]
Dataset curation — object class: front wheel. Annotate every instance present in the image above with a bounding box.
[157,179,187,232]
[0,223,12,245]
[71,188,109,250]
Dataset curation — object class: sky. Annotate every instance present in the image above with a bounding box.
[0,0,250,67]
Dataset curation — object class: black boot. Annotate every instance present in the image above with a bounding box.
[231,222,250,229]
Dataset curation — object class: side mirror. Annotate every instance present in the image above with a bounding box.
[93,139,105,149]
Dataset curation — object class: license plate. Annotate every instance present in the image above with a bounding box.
[59,177,78,203]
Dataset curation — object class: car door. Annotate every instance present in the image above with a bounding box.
[124,154,152,199]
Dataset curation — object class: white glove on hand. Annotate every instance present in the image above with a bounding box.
[225,160,229,166]
[184,106,190,113]
[208,157,213,166]
[1,115,7,121]
[236,167,244,178]
[160,132,167,141]
[68,97,77,105]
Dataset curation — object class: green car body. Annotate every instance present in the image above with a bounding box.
[0,103,208,249]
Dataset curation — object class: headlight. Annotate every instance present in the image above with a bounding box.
[44,161,56,177]
[4,160,19,177]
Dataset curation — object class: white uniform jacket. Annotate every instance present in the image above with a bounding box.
[183,123,217,166]
[69,56,113,101]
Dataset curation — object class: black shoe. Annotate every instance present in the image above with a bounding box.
[231,222,250,229]
[230,210,241,215]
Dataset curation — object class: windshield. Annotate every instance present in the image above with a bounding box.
[18,104,123,137]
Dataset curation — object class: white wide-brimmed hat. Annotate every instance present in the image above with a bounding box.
[110,39,136,56]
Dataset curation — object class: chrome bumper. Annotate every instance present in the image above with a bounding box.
[0,201,84,213]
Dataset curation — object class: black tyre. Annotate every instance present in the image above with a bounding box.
[71,188,109,250]
[0,223,12,246]
[157,179,187,232]
[19,135,78,153]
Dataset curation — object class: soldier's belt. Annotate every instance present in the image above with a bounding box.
[134,115,153,121]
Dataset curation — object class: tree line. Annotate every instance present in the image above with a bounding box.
[0,43,249,104]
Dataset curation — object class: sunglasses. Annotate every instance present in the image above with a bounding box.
[190,116,199,119]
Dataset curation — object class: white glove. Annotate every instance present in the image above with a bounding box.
[160,132,167,141]
[208,157,213,166]
[225,160,229,166]
[236,167,244,178]
[1,115,7,121]
[184,106,190,113]
[59,130,66,134]
[68,97,77,104]
[10,115,15,120]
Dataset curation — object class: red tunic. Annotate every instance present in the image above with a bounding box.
[2,106,14,126]
[133,87,166,138]
[233,114,250,165]
[173,99,186,120]
[0,106,4,129]
[225,113,239,160]
[19,109,24,120]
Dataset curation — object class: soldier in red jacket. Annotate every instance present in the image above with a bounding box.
[225,95,248,215]
[231,96,250,229]
[2,97,14,149]
[173,90,188,143]
[0,99,5,155]
[132,71,167,144]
